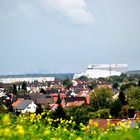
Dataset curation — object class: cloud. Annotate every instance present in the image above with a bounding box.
[43,0,94,25]
[0,0,94,25]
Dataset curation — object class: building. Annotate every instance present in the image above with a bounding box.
[73,64,128,79]
[12,99,37,113]
[61,97,87,107]
[0,76,55,84]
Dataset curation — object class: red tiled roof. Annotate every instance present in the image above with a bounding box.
[50,93,66,103]
[135,111,140,118]
[98,84,112,89]
[89,118,138,129]
[12,98,24,107]
[61,97,87,107]
[76,91,91,97]
[76,91,91,104]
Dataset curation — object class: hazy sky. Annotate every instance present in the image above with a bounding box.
[0,0,140,74]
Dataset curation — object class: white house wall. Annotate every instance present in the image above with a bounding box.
[21,101,37,114]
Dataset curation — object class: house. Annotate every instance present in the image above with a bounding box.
[97,84,112,89]
[12,99,37,113]
[61,97,87,107]
[76,90,91,104]
[35,96,54,106]
[50,93,66,103]
[0,92,6,98]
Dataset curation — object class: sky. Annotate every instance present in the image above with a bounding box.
[0,0,140,75]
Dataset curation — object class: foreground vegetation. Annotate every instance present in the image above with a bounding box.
[0,113,140,140]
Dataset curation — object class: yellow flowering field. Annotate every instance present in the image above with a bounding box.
[0,113,140,140]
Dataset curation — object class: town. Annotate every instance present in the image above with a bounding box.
[0,65,140,139]
[0,64,140,120]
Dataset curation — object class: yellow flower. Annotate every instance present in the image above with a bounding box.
[111,124,115,127]
[69,120,72,124]
[2,114,10,126]
[107,119,110,126]
[16,125,25,135]
[60,119,64,124]
[47,111,50,115]
[91,131,96,135]
[76,137,83,140]
[57,126,61,130]
[81,126,86,131]
[125,124,131,130]
[86,126,90,130]
[97,113,100,117]
[44,128,51,135]
[65,120,68,124]
[63,128,67,132]
[41,112,45,116]
[93,122,99,127]
[70,133,74,138]
[89,119,93,125]
[128,120,131,125]
[50,138,57,140]
[3,128,12,137]
[70,116,73,120]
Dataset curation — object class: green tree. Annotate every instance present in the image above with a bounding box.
[90,87,113,111]
[12,84,17,95]
[138,80,140,87]
[66,105,90,126]
[119,105,129,119]
[126,86,140,110]
[40,88,46,94]
[47,82,51,87]
[17,89,26,95]
[77,76,88,81]
[110,99,122,118]
[87,79,97,90]
[112,82,119,89]
[110,75,123,83]
[36,104,43,115]
[89,108,110,119]
[119,90,125,105]
[18,85,21,91]
[63,79,72,90]
[22,82,27,91]
[4,85,13,93]
[55,94,65,120]
[120,82,137,91]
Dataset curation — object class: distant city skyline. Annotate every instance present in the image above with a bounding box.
[0,0,140,75]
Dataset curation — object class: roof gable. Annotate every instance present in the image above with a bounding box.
[14,100,32,110]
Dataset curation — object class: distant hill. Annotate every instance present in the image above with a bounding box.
[127,70,140,75]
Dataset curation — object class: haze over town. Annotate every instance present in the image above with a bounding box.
[0,0,140,75]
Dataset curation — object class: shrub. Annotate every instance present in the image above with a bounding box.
[89,109,110,119]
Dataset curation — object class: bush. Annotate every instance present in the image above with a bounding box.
[89,109,110,119]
